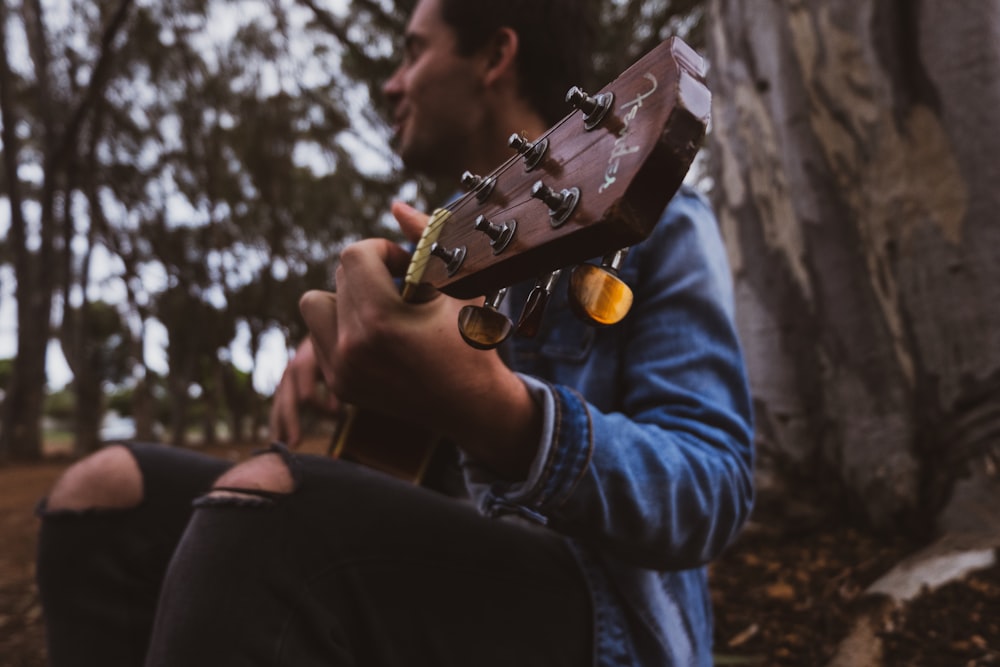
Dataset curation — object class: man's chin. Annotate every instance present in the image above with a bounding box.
[388,132,403,156]
[397,147,431,174]
[394,139,453,179]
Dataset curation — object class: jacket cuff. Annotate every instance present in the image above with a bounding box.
[463,375,593,524]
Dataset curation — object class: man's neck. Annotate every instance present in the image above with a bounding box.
[450,110,549,182]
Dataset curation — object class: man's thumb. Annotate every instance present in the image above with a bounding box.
[391,201,429,244]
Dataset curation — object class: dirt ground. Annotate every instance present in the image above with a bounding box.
[1,443,998,666]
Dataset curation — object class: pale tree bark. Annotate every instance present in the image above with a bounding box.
[708,0,1000,530]
[707,1,1000,660]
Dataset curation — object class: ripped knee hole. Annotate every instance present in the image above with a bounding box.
[45,444,143,512]
[206,452,295,502]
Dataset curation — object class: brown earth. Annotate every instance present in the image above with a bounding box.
[1,443,998,666]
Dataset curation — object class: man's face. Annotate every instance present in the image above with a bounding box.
[382,0,487,178]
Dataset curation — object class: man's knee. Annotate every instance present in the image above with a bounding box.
[208,452,294,499]
[46,445,143,511]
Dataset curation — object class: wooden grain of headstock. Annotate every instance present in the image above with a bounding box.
[404,36,711,345]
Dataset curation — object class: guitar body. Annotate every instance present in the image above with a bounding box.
[328,36,710,484]
[329,406,438,485]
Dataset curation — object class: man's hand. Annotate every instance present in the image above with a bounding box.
[268,337,340,447]
[299,202,543,480]
[266,201,427,448]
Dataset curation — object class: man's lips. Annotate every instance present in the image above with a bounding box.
[390,110,409,139]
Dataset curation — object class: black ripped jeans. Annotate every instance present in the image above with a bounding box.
[36,443,592,666]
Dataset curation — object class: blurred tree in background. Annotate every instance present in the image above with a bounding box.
[0,0,698,460]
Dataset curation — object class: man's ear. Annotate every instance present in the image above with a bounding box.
[482,27,519,89]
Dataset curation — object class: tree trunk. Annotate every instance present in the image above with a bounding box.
[167,371,191,448]
[0,0,46,462]
[200,364,220,446]
[0,329,47,462]
[0,186,54,463]
[59,304,106,456]
[1,0,135,461]
[707,0,1000,531]
[72,370,104,455]
[248,327,266,443]
[131,374,157,442]
[221,364,247,444]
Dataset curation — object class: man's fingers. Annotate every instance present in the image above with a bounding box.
[391,201,430,244]
[298,290,340,385]
[336,237,414,291]
[268,373,301,446]
[288,338,321,401]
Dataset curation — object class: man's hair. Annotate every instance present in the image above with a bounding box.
[438,0,595,127]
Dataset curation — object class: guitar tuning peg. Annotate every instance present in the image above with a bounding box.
[508,133,548,171]
[460,170,497,203]
[474,215,517,254]
[458,288,513,350]
[515,270,562,338]
[565,86,614,131]
[429,242,466,276]
[569,249,633,326]
[531,180,579,227]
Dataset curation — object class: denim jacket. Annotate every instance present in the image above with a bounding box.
[463,186,755,666]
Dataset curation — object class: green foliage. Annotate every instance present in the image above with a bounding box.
[62,300,133,386]
[106,385,136,417]
[44,388,76,423]
[593,0,705,86]
[0,358,13,392]
[106,370,165,416]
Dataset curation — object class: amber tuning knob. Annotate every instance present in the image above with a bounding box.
[458,289,513,350]
[568,250,633,326]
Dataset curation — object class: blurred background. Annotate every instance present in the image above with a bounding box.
[2,0,998,665]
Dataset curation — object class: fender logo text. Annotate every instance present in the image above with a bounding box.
[599,73,659,194]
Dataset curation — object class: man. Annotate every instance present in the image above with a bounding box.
[36,0,754,665]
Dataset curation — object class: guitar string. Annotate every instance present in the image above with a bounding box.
[408,90,627,281]
[437,111,578,218]
[406,111,581,280]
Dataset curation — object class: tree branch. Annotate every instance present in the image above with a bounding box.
[54,0,135,167]
[0,0,27,259]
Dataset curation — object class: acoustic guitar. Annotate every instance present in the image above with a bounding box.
[328,36,711,484]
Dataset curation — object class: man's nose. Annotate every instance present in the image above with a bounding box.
[382,66,404,101]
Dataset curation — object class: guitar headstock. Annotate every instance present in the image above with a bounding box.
[404,37,710,345]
